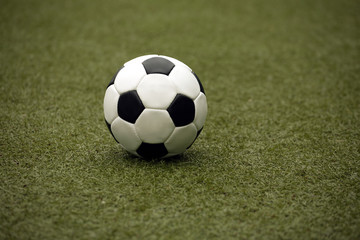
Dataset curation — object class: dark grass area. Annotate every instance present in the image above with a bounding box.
[1,0,360,239]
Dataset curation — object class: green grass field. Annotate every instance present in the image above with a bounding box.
[1,0,360,239]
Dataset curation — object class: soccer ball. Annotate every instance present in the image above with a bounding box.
[104,55,207,158]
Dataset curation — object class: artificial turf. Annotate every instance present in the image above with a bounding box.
[1,0,359,239]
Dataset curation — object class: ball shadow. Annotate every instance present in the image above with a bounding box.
[99,146,208,169]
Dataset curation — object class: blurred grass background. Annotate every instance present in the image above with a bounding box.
[1,0,359,239]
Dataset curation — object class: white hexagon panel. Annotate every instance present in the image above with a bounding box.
[114,64,146,94]
[111,117,142,151]
[169,66,200,100]
[103,85,120,124]
[165,123,198,155]
[137,74,177,109]
[194,92,208,130]
[135,109,175,144]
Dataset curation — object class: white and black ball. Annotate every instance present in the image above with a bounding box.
[104,55,207,159]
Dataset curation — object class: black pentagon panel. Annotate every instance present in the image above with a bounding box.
[136,143,168,159]
[117,90,145,124]
[192,72,205,95]
[167,94,195,127]
[187,127,203,149]
[107,66,124,89]
[105,119,119,143]
[142,57,175,75]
